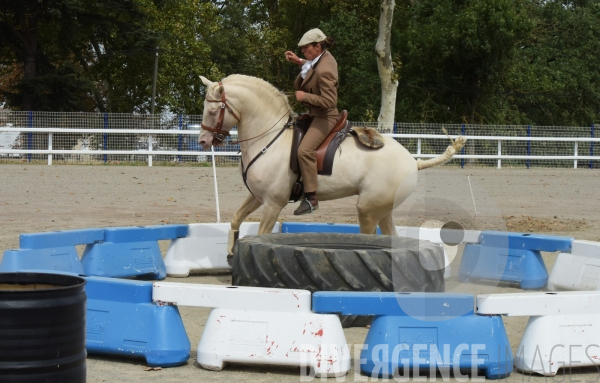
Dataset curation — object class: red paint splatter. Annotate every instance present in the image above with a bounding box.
[314,329,324,337]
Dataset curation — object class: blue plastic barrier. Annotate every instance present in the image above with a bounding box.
[458,231,573,289]
[81,225,188,280]
[1,225,188,280]
[2,270,191,367]
[85,276,190,367]
[313,292,513,379]
[0,229,104,274]
[281,222,381,234]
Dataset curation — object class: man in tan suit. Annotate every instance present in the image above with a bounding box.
[285,28,339,215]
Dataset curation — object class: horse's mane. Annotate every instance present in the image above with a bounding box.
[218,74,293,115]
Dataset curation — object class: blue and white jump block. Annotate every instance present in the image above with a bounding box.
[548,240,600,291]
[478,291,600,376]
[458,231,573,289]
[8,270,190,367]
[153,282,350,377]
[164,222,280,277]
[313,291,513,379]
[0,224,188,280]
[86,276,190,366]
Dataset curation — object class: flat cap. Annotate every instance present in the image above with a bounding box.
[298,28,327,47]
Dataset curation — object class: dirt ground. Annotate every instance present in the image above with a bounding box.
[1,164,599,383]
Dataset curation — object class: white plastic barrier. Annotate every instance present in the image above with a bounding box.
[397,226,481,279]
[164,222,280,277]
[152,282,350,377]
[477,291,600,376]
[548,240,600,291]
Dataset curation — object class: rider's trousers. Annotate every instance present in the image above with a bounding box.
[298,114,338,193]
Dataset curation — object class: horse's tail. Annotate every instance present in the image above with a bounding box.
[416,129,467,171]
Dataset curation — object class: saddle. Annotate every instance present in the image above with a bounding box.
[288,111,385,202]
[290,110,352,177]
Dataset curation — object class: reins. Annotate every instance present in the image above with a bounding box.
[202,81,294,197]
[240,116,292,197]
[231,111,291,145]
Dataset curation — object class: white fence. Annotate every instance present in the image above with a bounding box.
[0,111,598,169]
[2,126,599,169]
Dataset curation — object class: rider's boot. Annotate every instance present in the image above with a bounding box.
[294,192,319,215]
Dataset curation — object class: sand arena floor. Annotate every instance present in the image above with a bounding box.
[1,164,599,382]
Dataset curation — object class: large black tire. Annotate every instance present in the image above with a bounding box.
[231,233,446,327]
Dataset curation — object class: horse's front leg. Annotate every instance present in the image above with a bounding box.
[228,193,262,255]
[258,202,286,234]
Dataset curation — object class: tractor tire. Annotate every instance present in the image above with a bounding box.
[231,233,445,327]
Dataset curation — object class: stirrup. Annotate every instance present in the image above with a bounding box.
[293,198,319,216]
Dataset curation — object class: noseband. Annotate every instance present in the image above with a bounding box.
[200,81,241,144]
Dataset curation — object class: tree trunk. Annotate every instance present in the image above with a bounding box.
[375,0,398,132]
[17,1,39,111]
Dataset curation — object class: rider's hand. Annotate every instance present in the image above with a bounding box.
[295,91,306,102]
[285,51,300,64]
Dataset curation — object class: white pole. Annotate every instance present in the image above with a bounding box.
[148,134,153,167]
[211,145,221,223]
[468,176,478,217]
[574,141,578,169]
[497,140,502,169]
[48,133,53,165]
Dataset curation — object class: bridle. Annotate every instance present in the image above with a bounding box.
[200,81,241,145]
[201,80,296,197]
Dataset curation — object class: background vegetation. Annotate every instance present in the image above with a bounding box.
[1,0,599,126]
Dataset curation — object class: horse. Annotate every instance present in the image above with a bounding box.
[198,74,466,254]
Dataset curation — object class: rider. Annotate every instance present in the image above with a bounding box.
[284,28,339,215]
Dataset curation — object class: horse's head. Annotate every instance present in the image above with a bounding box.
[198,76,240,150]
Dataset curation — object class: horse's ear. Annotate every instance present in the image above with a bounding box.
[218,83,224,94]
[199,76,213,88]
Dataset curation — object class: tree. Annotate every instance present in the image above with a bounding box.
[138,0,219,114]
[0,0,159,112]
[510,0,600,126]
[376,0,399,130]
[395,0,535,124]
[321,0,382,121]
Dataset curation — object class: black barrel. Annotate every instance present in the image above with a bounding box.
[0,272,86,383]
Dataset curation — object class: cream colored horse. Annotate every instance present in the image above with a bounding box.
[198,75,466,254]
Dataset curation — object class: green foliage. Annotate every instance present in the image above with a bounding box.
[395,0,535,124]
[321,0,382,121]
[1,0,599,126]
[509,0,600,126]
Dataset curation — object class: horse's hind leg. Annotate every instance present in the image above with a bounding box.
[357,193,394,235]
[357,203,382,235]
[378,213,398,236]
[228,193,262,255]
